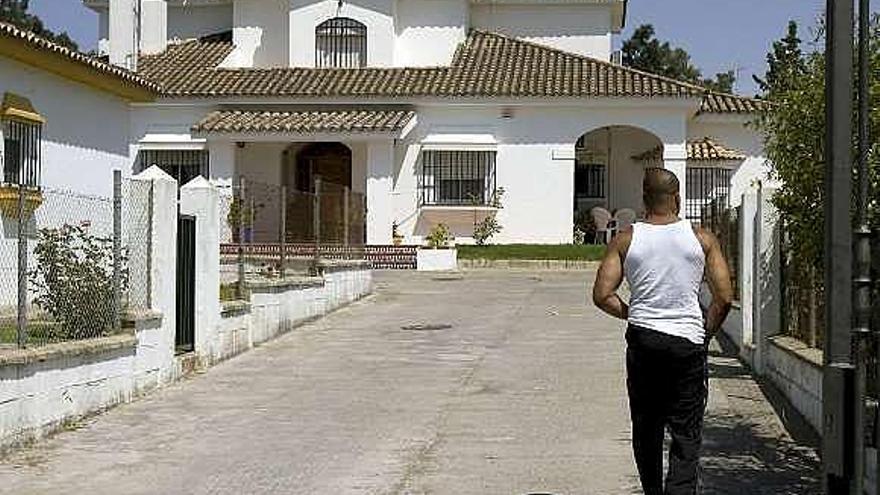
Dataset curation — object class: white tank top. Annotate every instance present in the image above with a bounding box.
[624,220,706,345]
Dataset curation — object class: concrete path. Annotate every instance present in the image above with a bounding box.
[0,270,819,494]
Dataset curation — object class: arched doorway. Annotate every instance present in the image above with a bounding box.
[573,126,663,240]
[295,142,352,192]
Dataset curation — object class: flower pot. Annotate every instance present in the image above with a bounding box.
[417,248,458,271]
[0,186,43,218]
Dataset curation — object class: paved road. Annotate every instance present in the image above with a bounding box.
[0,270,819,494]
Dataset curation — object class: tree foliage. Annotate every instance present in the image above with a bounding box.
[755,19,880,271]
[622,24,736,93]
[0,0,78,51]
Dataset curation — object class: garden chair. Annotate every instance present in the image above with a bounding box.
[613,208,638,234]
[590,207,613,244]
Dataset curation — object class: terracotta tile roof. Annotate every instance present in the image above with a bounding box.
[700,92,768,114]
[139,30,703,99]
[192,108,416,134]
[0,21,160,95]
[136,30,763,114]
[633,137,747,162]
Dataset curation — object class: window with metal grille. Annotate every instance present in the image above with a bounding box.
[137,149,209,186]
[575,163,605,199]
[315,17,367,68]
[2,119,41,187]
[419,150,497,206]
[685,167,733,225]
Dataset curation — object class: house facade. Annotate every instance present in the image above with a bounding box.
[4,0,769,246]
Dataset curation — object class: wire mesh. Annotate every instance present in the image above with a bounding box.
[0,185,122,348]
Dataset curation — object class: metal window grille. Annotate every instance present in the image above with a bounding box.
[316,17,367,68]
[575,163,606,199]
[2,119,41,187]
[419,150,497,206]
[685,167,733,225]
[137,149,209,185]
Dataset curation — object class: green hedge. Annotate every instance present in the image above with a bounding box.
[457,244,606,261]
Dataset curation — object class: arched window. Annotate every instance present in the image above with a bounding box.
[315,17,367,68]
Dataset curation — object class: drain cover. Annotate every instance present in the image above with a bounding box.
[401,323,453,331]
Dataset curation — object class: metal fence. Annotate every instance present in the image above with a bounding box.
[220,177,366,301]
[702,199,741,301]
[0,172,142,349]
[777,223,880,353]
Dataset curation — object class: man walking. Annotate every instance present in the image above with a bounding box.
[592,168,733,494]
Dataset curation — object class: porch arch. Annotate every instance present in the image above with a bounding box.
[573,125,663,224]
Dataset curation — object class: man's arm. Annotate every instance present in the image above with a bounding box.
[697,229,734,341]
[592,232,631,320]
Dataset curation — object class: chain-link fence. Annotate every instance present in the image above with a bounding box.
[219,177,366,302]
[0,174,136,349]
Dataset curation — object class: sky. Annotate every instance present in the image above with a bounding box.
[29,0,838,96]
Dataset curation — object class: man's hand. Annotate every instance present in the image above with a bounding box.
[696,228,734,342]
[592,230,632,320]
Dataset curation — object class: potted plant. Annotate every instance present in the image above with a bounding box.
[392,220,404,246]
[418,223,457,271]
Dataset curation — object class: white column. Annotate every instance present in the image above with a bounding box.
[208,140,236,189]
[180,176,221,363]
[663,142,688,219]
[130,165,178,382]
[752,185,781,375]
[366,141,394,245]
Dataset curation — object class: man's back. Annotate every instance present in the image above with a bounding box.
[624,220,706,345]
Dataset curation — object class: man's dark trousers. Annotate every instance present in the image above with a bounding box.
[626,324,708,495]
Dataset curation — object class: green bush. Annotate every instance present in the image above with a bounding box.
[29,224,125,339]
[426,223,454,249]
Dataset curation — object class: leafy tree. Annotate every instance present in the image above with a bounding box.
[622,24,736,93]
[0,0,78,51]
[755,19,880,285]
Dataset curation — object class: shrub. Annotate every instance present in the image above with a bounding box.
[29,224,125,338]
[426,223,454,249]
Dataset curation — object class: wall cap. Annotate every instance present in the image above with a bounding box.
[768,335,823,369]
[221,299,251,316]
[0,333,137,367]
[248,276,325,291]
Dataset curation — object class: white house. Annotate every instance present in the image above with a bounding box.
[4,0,769,247]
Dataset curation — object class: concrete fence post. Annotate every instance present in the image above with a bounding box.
[752,185,782,376]
[280,184,287,278]
[112,170,122,332]
[180,176,220,362]
[16,183,27,348]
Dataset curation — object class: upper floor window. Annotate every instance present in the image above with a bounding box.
[315,17,367,68]
[1,93,43,188]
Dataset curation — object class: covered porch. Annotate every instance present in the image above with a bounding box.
[192,107,417,247]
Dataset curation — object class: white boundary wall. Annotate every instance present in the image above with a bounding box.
[0,170,372,451]
[713,184,823,434]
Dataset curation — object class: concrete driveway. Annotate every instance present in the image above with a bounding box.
[0,270,819,494]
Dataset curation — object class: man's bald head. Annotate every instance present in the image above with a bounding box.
[643,168,680,215]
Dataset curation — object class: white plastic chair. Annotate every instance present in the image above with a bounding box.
[590,207,613,244]
[613,208,638,234]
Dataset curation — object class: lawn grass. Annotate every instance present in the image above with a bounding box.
[0,321,64,346]
[457,244,606,261]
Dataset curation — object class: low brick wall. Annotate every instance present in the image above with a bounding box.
[764,335,823,433]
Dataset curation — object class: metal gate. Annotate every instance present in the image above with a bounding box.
[176,215,196,353]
